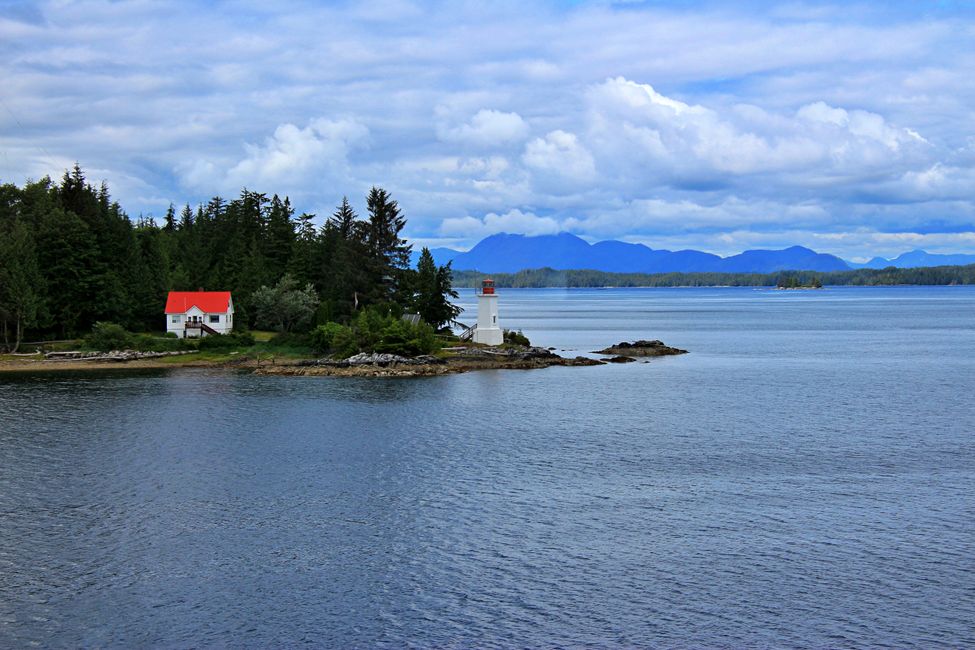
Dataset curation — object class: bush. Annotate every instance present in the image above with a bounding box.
[373,317,439,357]
[311,322,353,354]
[133,334,193,352]
[312,311,441,358]
[504,329,531,347]
[331,326,359,359]
[354,310,440,357]
[198,331,255,350]
[84,322,133,351]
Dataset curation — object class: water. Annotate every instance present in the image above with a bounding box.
[1,286,973,648]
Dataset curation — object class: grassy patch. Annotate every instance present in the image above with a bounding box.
[156,350,235,364]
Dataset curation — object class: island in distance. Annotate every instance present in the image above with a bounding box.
[412,232,975,275]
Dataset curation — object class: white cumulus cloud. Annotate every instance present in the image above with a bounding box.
[522,130,597,188]
[440,209,563,238]
[176,117,368,200]
[437,109,530,147]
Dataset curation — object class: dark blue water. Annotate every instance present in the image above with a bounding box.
[1,287,973,648]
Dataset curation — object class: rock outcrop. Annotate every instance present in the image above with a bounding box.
[593,340,687,357]
[43,350,198,362]
[263,346,603,377]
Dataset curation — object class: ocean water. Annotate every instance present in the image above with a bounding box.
[1,286,973,648]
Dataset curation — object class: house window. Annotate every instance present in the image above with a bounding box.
[171,315,181,323]
[209,315,220,323]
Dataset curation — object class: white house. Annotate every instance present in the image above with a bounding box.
[165,291,234,338]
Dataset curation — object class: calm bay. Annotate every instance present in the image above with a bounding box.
[1,286,973,647]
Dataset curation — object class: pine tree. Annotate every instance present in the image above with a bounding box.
[163,203,176,232]
[131,220,171,329]
[264,194,296,282]
[329,196,360,241]
[365,187,412,305]
[289,212,320,288]
[365,187,411,271]
[411,248,461,330]
[0,219,44,351]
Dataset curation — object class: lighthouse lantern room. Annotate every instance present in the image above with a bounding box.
[473,278,503,346]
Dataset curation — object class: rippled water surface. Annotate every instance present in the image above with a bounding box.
[2,287,974,648]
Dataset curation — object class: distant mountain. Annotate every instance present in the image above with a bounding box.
[428,232,851,274]
[720,245,849,273]
[410,235,973,275]
[849,249,975,269]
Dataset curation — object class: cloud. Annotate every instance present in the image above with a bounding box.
[1,1,973,257]
[437,109,530,148]
[441,209,562,238]
[522,130,596,188]
[178,118,368,197]
[583,77,930,185]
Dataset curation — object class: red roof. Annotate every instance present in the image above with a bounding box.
[165,291,232,314]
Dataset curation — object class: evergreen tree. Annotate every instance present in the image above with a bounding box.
[264,194,296,282]
[365,187,411,305]
[34,204,101,336]
[319,197,371,320]
[0,219,44,351]
[163,203,176,232]
[330,196,359,241]
[411,248,461,330]
[289,212,320,288]
[131,219,171,329]
[365,187,411,272]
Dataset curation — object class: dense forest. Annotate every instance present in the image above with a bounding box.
[0,166,459,351]
[452,265,975,288]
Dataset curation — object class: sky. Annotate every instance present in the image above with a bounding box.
[2,0,974,261]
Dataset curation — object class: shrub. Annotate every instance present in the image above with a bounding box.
[84,322,133,351]
[311,322,353,354]
[133,334,193,352]
[331,326,359,359]
[198,331,255,350]
[504,329,531,347]
[373,317,439,357]
[313,311,441,358]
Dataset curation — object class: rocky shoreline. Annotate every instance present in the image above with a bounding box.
[2,340,687,377]
[43,350,199,362]
[254,346,604,378]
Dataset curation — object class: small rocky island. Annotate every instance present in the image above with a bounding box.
[255,346,603,378]
[594,340,688,357]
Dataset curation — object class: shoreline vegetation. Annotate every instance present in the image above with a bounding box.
[452,265,975,288]
[1,167,462,355]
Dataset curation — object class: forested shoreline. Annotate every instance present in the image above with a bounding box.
[0,166,458,352]
[452,265,975,288]
[4,166,973,353]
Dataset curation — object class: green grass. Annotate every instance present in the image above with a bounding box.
[156,350,236,364]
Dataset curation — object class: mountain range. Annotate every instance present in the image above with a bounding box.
[848,249,975,269]
[410,233,975,274]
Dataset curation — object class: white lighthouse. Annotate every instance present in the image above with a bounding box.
[473,278,503,346]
